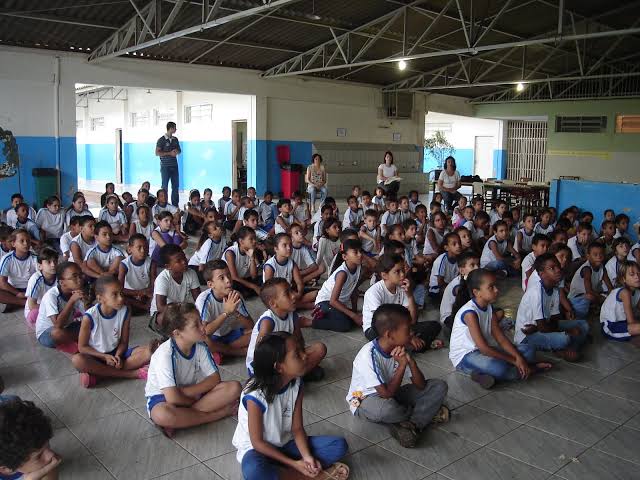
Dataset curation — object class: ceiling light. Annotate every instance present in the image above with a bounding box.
[398,59,407,71]
[516,82,524,92]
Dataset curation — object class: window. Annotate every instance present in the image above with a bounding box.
[76,120,84,130]
[154,108,176,126]
[555,116,607,133]
[90,117,105,131]
[615,114,640,133]
[425,122,453,135]
[130,111,149,128]
[184,104,212,124]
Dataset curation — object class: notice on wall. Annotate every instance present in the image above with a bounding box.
[547,149,611,160]
[393,132,401,142]
[337,128,347,137]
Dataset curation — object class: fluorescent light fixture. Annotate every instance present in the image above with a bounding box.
[516,82,525,92]
[398,59,407,71]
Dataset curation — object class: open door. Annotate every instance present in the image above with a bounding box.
[232,120,247,192]
[474,136,494,180]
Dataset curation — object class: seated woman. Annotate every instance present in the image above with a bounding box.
[377,151,400,196]
[437,156,462,213]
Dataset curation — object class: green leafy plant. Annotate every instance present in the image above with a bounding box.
[0,127,19,178]
[424,130,455,169]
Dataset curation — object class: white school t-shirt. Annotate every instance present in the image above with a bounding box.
[600,287,640,325]
[257,201,275,225]
[188,238,227,267]
[568,262,604,299]
[514,280,560,344]
[84,304,129,353]
[627,242,640,262]
[132,220,154,241]
[346,339,411,414]
[429,253,459,293]
[521,252,536,291]
[35,208,65,238]
[0,251,37,289]
[291,244,315,270]
[534,222,554,235]
[121,256,152,290]
[151,202,179,219]
[605,256,623,288]
[69,234,96,263]
[440,275,462,324]
[24,271,56,319]
[246,309,297,375]
[362,280,410,332]
[379,211,400,236]
[480,235,508,267]
[568,236,587,261]
[6,206,36,227]
[315,263,361,306]
[515,228,534,253]
[359,226,379,254]
[224,201,241,220]
[342,208,363,230]
[98,208,127,233]
[35,286,85,339]
[195,288,250,337]
[223,243,252,278]
[60,231,74,257]
[274,213,294,234]
[150,268,200,314]
[233,378,301,462]
[263,256,294,284]
[85,245,124,269]
[145,339,218,399]
[449,299,496,368]
[423,227,449,255]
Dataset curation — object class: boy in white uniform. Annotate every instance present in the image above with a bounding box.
[428,233,462,297]
[84,221,125,280]
[568,242,612,319]
[24,247,58,327]
[119,234,156,314]
[521,234,550,291]
[347,304,448,448]
[0,229,37,311]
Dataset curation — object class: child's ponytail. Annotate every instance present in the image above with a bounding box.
[451,268,492,318]
[246,332,291,403]
[331,238,362,275]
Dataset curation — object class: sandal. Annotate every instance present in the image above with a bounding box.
[323,462,350,480]
[430,339,445,350]
[432,405,451,424]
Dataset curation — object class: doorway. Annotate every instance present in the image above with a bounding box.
[232,120,247,192]
[474,136,494,180]
[114,128,123,184]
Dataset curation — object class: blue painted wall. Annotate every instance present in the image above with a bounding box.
[0,136,76,208]
[492,149,507,180]
[424,148,474,175]
[549,179,639,241]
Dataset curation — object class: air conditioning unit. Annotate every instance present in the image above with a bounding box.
[383,92,413,119]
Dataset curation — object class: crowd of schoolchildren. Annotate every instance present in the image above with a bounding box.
[1,171,639,480]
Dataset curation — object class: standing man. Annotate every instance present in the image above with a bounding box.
[155,121,181,207]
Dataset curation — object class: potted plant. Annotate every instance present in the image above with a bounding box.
[424,130,455,181]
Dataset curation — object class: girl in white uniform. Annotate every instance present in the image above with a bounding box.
[68,216,96,264]
[64,192,92,229]
[84,222,125,280]
[263,233,317,310]
[449,269,550,389]
[605,237,631,289]
[233,332,348,480]
[188,222,226,283]
[35,195,65,252]
[98,195,129,241]
[313,239,362,332]
[600,260,640,341]
[223,226,260,298]
[423,212,449,260]
[129,204,155,251]
[119,234,156,314]
[71,276,153,388]
[145,302,241,437]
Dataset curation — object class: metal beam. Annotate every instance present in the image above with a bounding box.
[89,0,303,63]
[266,26,640,78]
[0,11,118,29]
[407,0,454,56]
[128,0,155,39]
[158,0,186,37]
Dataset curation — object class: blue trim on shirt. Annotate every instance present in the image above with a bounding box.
[243,394,266,413]
[459,309,476,326]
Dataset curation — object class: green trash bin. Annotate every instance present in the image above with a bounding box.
[32,168,58,209]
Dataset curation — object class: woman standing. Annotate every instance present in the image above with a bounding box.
[306,153,327,213]
[377,151,400,196]
[437,156,462,212]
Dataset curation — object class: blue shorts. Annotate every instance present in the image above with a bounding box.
[601,321,630,341]
[146,394,166,416]
[37,322,81,348]
[211,328,245,345]
[105,346,136,360]
[363,251,377,258]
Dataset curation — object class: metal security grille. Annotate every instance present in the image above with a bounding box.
[506,121,548,182]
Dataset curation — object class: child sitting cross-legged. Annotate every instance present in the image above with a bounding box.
[68,215,96,265]
[145,302,242,438]
[290,224,324,284]
[118,234,156,314]
[24,247,59,329]
[233,332,349,480]
[195,260,254,364]
[0,229,37,312]
[440,252,480,334]
[605,237,631,289]
[0,399,61,480]
[480,220,521,276]
[263,233,318,311]
[347,304,449,448]
[246,278,326,381]
[521,233,550,291]
[188,221,226,283]
[149,244,201,336]
[428,232,462,300]
[600,260,640,344]
[84,221,124,280]
[98,194,129,243]
[449,269,552,389]
[72,276,155,388]
[568,241,612,319]
[515,253,589,362]
[151,211,187,265]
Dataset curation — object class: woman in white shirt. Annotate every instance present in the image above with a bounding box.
[305,154,327,213]
[437,156,462,213]
[377,151,400,196]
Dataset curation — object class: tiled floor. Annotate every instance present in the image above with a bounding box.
[2,277,640,480]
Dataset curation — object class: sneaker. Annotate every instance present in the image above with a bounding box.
[80,373,97,388]
[471,372,495,390]
[389,421,417,448]
[303,366,325,382]
[136,366,149,381]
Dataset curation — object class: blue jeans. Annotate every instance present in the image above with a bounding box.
[522,319,589,351]
[161,165,180,207]
[441,190,461,212]
[457,344,536,381]
[484,259,518,277]
[570,296,591,319]
[241,436,348,480]
[307,185,327,208]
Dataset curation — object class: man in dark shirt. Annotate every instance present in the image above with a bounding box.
[155,121,181,207]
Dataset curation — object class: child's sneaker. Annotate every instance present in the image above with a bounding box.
[389,421,417,448]
[137,366,149,381]
[80,372,97,388]
[471,372,495,389]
